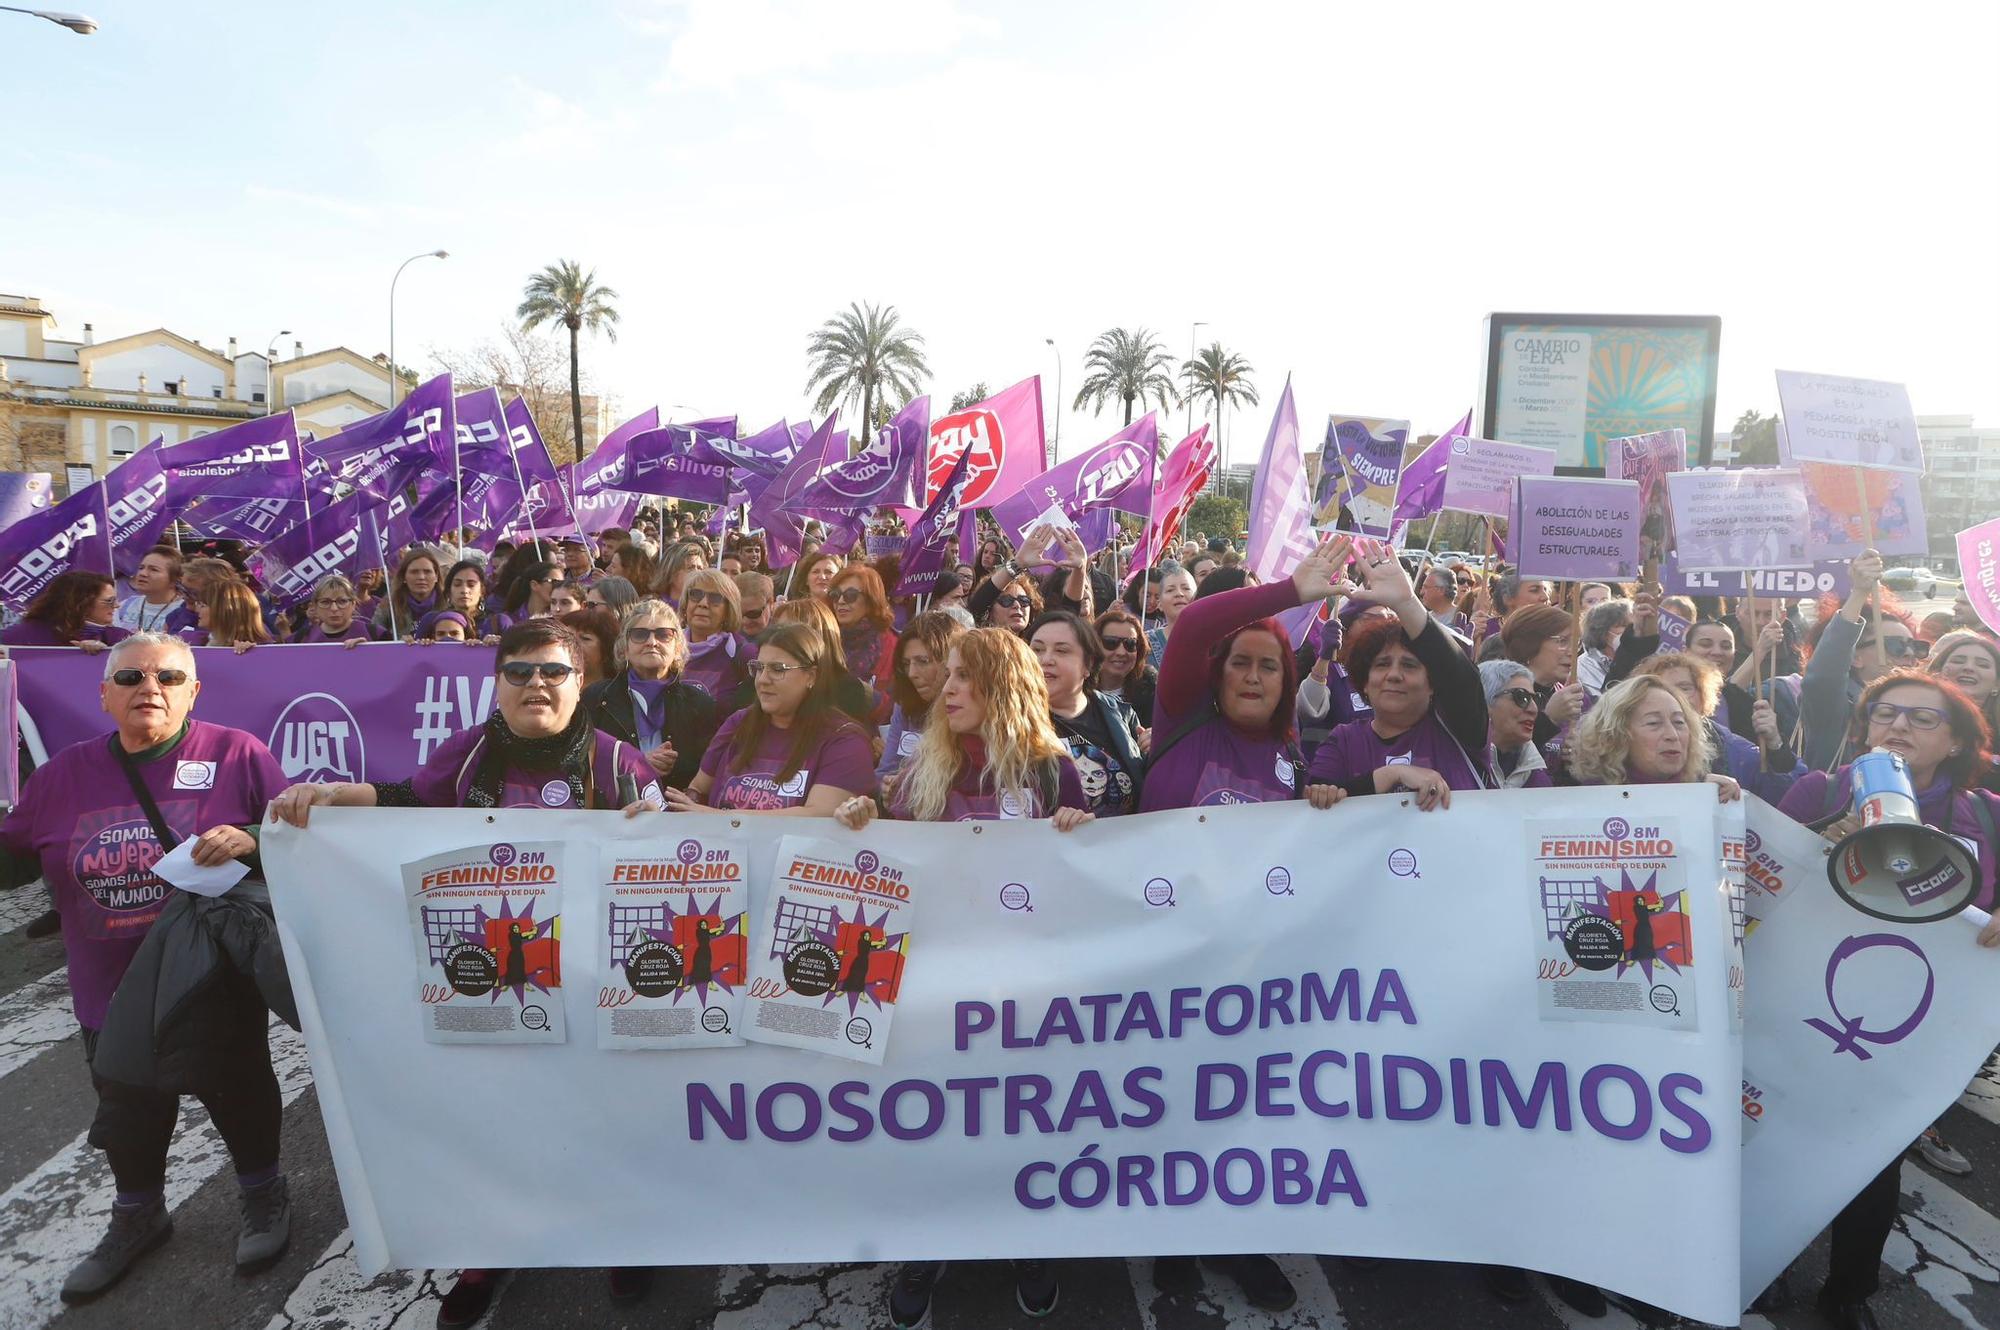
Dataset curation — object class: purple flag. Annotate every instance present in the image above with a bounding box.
[1246,376,1318,582]
[102,446,175,576]
[987,413,1157,554]
[898,439,976,594]
[0,472,53,531]
[707,418,801,483]
[160,412,311,541]
[251,459,426,610]
[497,397,575,542]
[0,479,113,611]
[304,374,453,504]
[620,427,738,504]
[1393,410,1470,523]
[566,405,661,533]
[783,398,930,515]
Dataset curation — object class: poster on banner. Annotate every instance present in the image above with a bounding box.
[599,834,750,1050]
[1604,429,1685,570]
[1800,463,1927,559]
[1509,476,1642,581]
[1959,518,2000,637]
[743,834,914,1065]
[1438,436,1555,518]
[403,839,567,1044]
[1315,415,1408,536]
[1528,813,1700,1031]
[1664,469,1811,573]
[1774,370,1922,472]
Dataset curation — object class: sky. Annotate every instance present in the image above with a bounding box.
[7,0,1997,469]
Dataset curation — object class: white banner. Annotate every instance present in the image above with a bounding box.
[267,788,1751,1323]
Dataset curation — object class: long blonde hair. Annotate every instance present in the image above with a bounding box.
[1567,675,1713,786]
[899,628,1068,822]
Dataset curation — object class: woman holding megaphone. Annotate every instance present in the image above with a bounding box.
[1769,669,2000,1330]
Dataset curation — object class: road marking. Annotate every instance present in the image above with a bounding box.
[1885,1161,2000,1330]
[0,1020,312,1330]
[0,886,50,936]
[262,1230,460,1330]
[0,971,74,1082]
[710,1262,894,1329]
[1130,1254,1345,1329]
[1959,1052,2000,1129]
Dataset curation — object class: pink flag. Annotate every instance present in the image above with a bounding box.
[1958,518,2000,637]
[1125,426,1215,577]
[924,376,1045,509]
[1246,376,1318,582]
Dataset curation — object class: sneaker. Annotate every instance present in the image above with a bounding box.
[1546,1275,1607,1318]
[235,1175,291,1271]
[25,908,61,939]
[1911,1126,1973,1176]
[607,1266,654,1304]
[1482,1265,1531,1302]
[1204,1254,1296,1311]
[437,1268,503,1329]
[1013,1259,1061,1318]
[60,1197,172,1302]
[887,1260,946,1329]
[1152,1255,1201,1294]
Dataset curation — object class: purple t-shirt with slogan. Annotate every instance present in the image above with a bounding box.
[698,709,877,811]
[888,747,1088,822]
[1,720,285,1028]
[682,633,751,703]
[410,725,661,810]
[1308,711,1487,792]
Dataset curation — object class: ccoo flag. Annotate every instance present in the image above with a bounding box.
[303,374,454,504]
[0,476,114,611]
[102,445,176,576]
[161,411,311,541]
[1246,376,1318,583]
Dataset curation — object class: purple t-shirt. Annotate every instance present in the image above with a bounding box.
[410,725,661,810]
[0,620,132,648]
[888,749,1088,822]
[682,633,751,703]
[1309,711,1487,792]
[1,720,285,1028]
[300,619,374,643]
[698,709,876,811]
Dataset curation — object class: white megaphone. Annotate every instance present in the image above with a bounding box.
[1825,748,1980,924]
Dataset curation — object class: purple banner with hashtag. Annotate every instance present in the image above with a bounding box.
[11,643,498,785]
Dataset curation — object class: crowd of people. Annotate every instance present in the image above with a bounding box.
[4,502,1999,1330]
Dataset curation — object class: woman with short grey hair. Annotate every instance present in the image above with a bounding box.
[1479,658,1551,788]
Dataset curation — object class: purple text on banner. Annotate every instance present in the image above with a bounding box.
[1510,476,1642,581]
[1958,518,2000,638]
[12,643,499,783]
[1660,556,1853,600]
[1665,469,1812,574]
[1440,436,1556,519]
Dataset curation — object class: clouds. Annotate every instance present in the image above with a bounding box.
[645,0,994,90]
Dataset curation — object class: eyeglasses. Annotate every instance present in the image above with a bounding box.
[995,593,1033,609]
[1101,635,1140,653]
[829,587,867,604]
[747,660,809,678]
[1867,702,1947,730]
[499,661,578,686]
[625,625,681,644]
[317,597,356,608]
[1885,637,1930,660]
[1500,688,1539,710]
[683,588,728,608]
[110,668,190,688]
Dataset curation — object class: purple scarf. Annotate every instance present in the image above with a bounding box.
[841,623,887,685]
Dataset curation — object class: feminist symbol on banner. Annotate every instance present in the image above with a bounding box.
[1802,933,1936,1060]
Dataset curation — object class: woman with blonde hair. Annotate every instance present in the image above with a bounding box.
[769,595,875,728]
[580,598,717,790]
[655,540,709,603]
[1561,674,1740,801]
[292,574,373,645]
[679,567,751,706]
[185,579,273,653]
[1629,651,1802,801]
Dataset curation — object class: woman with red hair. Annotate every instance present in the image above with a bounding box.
[1767,552,1928,771]
[826,562,898,723]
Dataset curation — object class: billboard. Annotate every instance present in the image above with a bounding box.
[1480,314,1721,472]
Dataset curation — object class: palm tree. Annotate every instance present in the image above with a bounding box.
[1073,327,1178,425]
[805,302,930,446]
[517,261,620,460]
[1180,342,1259,450]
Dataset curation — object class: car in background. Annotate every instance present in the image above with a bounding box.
[1882,565,1938,598]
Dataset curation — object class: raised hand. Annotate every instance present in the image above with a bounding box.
[1290,533,1355,604]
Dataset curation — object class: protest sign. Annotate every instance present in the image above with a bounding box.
[1664,469,1812,573]
[11,643,497,782]
[1659,558,1853,600]
[1509,476,1643,580]
[1958,518,2000,637]
[264,788,1745,1322]
[1774,371,1922,472]
[1315,415,1409,537]
[1657,606,1693,654]
[1439,436,1555,518]
[404,839,568,1044]
[1604,429,1685,571]
[599,833,751,1051]
[1800,463,1927,559]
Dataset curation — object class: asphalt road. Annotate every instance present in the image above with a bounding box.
[4,883,2000,1330]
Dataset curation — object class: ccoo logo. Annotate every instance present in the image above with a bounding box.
[268,693,366,783]
[927,409,1006,505]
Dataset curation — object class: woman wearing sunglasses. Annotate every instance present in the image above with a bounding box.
[665,622,876,815]
[499,560,565,626]
[2,570,130,651]
[676,568,752,708]
[577,599,718,791]
[825,564,898,724]
[1766,552,1925,772]
[3,634,291,1300]
[1479,660,1552,789]
[1091,605,1156,724]
[1770,668,2000,1329]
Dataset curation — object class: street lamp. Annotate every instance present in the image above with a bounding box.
[262,328,290,415]
[1043,337,1061,464]
[0,7,98,33]
[387,249,448,406]
[1185,320,1207,442]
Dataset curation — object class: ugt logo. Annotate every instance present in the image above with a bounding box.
[927,408,1006,505]
[268,693,366,783]
[1804,933,1935,1060]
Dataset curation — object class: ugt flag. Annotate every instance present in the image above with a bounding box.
[785,397,930,514]
[161,411,309,542]
[1125,426,1214,578]
[924,376,1045,509]
[988,413,1157,553]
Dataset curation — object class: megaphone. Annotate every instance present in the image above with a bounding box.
[1825,748,1980,924]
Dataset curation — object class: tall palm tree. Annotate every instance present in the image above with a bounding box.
[517,260,620,460]
[1073,327,1178,426]
[1179,342,1259,450]
[805,302,930,446]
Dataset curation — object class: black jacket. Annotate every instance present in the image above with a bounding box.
[581,674,721,791]
[1069,690,1147,811]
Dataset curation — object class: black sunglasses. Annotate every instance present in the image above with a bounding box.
[829,587,867,604]
[625,625,680,644]
[683,588,728,608]
[110,667,190,688]
[499,661,578,685]
[1101,635,1141,652]
[1500,687,1539,710]
[995,593,1033,609]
